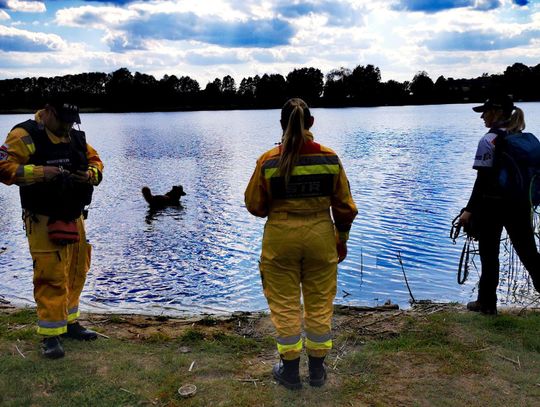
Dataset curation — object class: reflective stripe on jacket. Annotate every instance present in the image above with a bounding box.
[244,130,357,234]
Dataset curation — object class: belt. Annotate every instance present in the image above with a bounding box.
[268,210,330,220]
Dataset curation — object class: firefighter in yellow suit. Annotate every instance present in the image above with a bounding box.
[245,98,357,389]
[0,98,103,359]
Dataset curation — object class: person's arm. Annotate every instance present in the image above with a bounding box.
[244,157,269,217]
[331,159,358,262]
[86,143,103,186]
[0,128,60,186]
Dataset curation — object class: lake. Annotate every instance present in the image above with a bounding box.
[1,103,539,315]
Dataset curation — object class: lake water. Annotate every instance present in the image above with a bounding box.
[1,104,539,315]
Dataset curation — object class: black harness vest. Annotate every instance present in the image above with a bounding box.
[15,120,93,220]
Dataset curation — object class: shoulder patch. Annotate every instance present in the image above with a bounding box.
[0,144,8,161]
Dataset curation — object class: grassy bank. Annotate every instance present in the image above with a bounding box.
[1,304,539,406]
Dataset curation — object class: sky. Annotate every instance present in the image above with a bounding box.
[0,0,539,85]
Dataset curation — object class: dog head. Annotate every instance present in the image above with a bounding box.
[166,185,187,200]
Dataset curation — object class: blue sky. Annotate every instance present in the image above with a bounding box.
[0,0,538,84]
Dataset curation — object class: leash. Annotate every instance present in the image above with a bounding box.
[450,210,477,285]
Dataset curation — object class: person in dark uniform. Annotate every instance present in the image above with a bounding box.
[459,94,540,314]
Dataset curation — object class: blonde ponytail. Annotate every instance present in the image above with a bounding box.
[278,98,311,183]
[506,107,526,133]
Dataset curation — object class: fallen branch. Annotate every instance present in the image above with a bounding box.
[496,352,521,369]
[15,345,26,358]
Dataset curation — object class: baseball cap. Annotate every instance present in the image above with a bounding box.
[48,99,81,124]
[472,94,514,113]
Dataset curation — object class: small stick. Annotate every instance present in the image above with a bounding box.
[120,388,136,395]
[237,378,260,383]
[472,347,493,353]
[15,345,26,358]
[188,361,195,372]
[496,352,520,368]
[397,251,416,303]
[332,355,342,370]
[96,332,110,339]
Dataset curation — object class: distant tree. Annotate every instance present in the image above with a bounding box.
[379,80,409,105]
[504,62,532,100]
[221,75,236,94]
[105,68,135,110]
[221,75,237,105]
[323,67,352,105]
[177,76,200,93]
[409,71,435,104]
[132,72,159,109]
[238,75,259,99]
[285,67,323,105]
[349,64,381,105]
[532,63,540,101]
[255,74,287,107]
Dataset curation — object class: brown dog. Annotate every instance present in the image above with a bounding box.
[142,185,186,209]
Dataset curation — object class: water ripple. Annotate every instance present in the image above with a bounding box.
[1,105,540,315]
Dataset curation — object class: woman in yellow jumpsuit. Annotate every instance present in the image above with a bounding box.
[245,98,357,389]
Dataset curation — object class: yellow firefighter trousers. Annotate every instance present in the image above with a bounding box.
[25,213,92,336]
[260,210,338,360]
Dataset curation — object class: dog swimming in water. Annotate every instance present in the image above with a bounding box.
[142,185,186,209]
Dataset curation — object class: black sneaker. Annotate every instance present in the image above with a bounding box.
[467,300,497,315]
[272,358,302,390]
[308,356,327,387]
[61,322,98,341]
[42,336,65,359]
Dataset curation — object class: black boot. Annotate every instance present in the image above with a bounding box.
[42,336,65,359]
[467,300,497,315]
[272,357,302,390]
[61,322,98,341]
[308,356,327,387]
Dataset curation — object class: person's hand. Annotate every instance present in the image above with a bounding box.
[43,166,61,181]
[337,240,347,263]
[459,210,472,226]
[69,170,90,183]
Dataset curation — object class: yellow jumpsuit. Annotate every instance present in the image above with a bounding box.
[245,131,357,360]
[0,110,103,336]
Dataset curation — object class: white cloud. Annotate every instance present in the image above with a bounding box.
[0,24,67,52]
[5,0,46,13]
[0,10,9,20]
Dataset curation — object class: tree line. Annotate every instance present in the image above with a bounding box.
[0,62,539,112]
